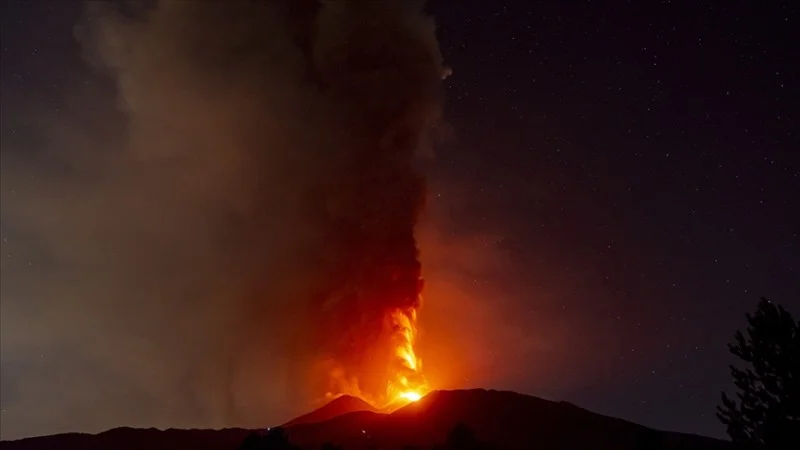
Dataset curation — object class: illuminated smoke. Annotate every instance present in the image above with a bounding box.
[0,0,447,434]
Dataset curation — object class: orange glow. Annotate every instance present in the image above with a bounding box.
[384,307,430,408]
[321,305,430,411]
[399,391,422,402]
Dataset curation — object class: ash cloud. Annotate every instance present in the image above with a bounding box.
[1,0,447,438]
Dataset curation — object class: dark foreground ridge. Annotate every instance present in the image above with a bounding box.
[283,395,377,428]
[0,389,731,450]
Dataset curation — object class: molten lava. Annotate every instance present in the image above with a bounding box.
[399,391,423,402]
[319,294,431,410]
[384,307,430,408]
[320,305,430,411]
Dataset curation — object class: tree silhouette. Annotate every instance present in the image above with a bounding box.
[237,427,298,450]
[263,427,297,450]
[716,298,799,449]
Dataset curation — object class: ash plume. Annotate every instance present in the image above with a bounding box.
[0,0,447,437]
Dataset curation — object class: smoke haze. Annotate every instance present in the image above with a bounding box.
[1,0,450,437]
[1,0,559,440]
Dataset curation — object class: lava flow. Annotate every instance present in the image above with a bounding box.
[321,305,430,411]
[385,307,430,408]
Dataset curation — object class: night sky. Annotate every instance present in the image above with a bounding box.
[423,0,800,436]
[1,0,799,442]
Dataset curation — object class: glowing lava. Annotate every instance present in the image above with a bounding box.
[399,391,422,402]
[385,307,429,408]
[322,307,430,410]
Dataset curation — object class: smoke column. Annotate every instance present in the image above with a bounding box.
[0,0,448,437]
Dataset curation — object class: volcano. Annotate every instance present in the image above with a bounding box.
[0,389,731,450]
[283,395,377,428]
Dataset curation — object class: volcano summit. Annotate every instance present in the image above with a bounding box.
[1,389,732,450]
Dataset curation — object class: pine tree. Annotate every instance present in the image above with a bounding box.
[716,298,799,449]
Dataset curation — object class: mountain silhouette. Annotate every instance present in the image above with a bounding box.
[0,389,731,450]
[283,395,377,427]
[284,389,731,450]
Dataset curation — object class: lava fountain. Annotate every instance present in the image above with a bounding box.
[323,304,431,411]
[385,307,430,408]
[287,0,447,413]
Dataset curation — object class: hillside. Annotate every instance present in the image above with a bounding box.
[285,389,731,450]
[283,395,377,427]
[0,427,252,450]
[0,389,731,450]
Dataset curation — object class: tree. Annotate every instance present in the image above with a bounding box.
[238,427,298,450]
[262,427,296,450]
[716,298,799,449]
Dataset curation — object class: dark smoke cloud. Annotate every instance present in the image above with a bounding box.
[1,0,449,438]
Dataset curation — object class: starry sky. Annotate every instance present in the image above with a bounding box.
[423,0,799,436]
[1,0,799,442]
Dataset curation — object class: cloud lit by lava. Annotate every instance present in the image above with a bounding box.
[1,0,452,435]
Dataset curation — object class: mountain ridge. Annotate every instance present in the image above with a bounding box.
[0,388,731,450]
[283,395,377,428]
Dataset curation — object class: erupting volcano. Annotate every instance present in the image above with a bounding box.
[259,0,449,413]
[41,0,450,425]
[321,304,431,411]
[385,307,429,408]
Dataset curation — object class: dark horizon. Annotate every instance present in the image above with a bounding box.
[0,388,734,447]
[1,0,798,442]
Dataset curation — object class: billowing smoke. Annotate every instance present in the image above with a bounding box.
[0,0,448,437]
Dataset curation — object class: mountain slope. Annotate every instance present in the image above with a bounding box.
[1,389,731,450]
[0,427,252,450]
[285,389,732,450]
[283,395,377,427]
